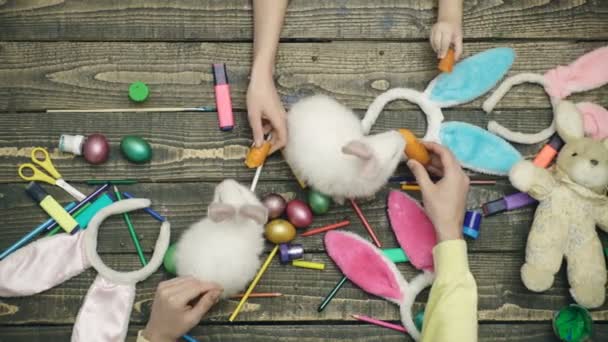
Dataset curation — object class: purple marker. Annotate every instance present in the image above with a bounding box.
[482,192,537,216]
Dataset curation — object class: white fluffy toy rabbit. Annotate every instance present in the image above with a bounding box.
[284,48,520,204]
[174,179,268,298]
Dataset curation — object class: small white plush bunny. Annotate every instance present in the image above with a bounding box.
[174,179,268,298]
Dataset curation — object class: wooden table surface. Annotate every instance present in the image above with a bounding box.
[1,1,607,341]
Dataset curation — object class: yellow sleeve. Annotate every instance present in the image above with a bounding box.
[420,239,478,342]
[137,330,150,342]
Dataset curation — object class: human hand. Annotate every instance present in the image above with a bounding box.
[247,70,287,154]
[143,277,223,342]
[407,142,469,242]
[430,19,463,60]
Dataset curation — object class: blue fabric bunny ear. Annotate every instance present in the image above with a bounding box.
[439,122,522,175]
[425,48,516,108]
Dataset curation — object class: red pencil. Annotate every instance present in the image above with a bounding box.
[300,220,350,237]
[349,199,382,247]
[352,314,407,333]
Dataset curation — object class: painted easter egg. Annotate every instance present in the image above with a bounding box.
[83,133,110,165]
[265,219,296,244]
[120,135,152,163]
[286,199,313,228]
[163,244,177,275]
[307,189,331,215]
[262,193,287,219]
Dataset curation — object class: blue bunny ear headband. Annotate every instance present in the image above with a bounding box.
[364,48,521,175]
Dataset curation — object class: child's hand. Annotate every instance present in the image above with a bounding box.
[143,277,223,342]
[247,71,288,155]
[407,142,469,242]
[430,20,463,60]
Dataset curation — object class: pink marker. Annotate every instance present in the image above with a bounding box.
[212,63,234,131]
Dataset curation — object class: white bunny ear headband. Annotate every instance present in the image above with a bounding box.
[0,199,170,342]
[484,46,608,144]
[325,191,436,340]
[364,48,522,175]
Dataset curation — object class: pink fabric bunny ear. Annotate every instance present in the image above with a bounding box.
[71,275,135,342]
[387,191,437,271]
[325,231,406,303]
[0,232,90,297]
[577,102,608,140]
[544,46,608,99]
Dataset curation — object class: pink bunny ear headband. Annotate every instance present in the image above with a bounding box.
[0,198,170,342]
[364,48,522,175]
[484,46,608,143]
[325,191,436,340]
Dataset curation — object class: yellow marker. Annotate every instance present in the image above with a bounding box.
[292,260,325,270]
[229,245,279,322]
[25,182,78,233]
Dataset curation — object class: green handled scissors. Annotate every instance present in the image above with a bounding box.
[18,147,86,201]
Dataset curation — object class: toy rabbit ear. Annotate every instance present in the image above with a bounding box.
[555,100,585,143]
[239,204,268,225]
[71,275,135,342]
[208,203,237,222]
[577,102,608,140]
[544,46,608,99]
[0,233,90,297]
[342,140,379,178]
[325,231,406,304]
[426,47,515,108]
[387,191,436,271]
[439,122,522,175]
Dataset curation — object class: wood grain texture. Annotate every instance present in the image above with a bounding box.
[1,41,607,112]
[0,108,551,183]
[3,323,608,342]
[0,252,606,325]
[0,0,606,41]
[0,180,536,255]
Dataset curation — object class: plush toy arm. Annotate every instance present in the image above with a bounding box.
[509,160,556,200]
[595,203,608,233]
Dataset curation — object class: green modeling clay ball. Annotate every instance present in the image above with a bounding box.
[128,81,149,102]
[163,244,177,275]
[120,135,152,163]
[308,189,332,215]
[553,305,593,342]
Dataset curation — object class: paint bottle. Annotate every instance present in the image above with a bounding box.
[59,133,110,165]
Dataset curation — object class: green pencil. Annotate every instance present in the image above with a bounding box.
[114,186,147,265]
[47,203,92,236]
[87,179,137,185]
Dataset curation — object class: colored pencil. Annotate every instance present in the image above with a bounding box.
[122,192,166,222]
[349,199,381,247]
[114,186,147,265]
[300,220,350,237]
[352,314,407,333]
[44,184,110,232]
[230,292,283,299]
[229,245,279,322]
[292,260,325,270]
[47,106,216,113]
[47,202,92,236]
[86,179,137,185]
[400,184,421,191]
[318,276,348,312]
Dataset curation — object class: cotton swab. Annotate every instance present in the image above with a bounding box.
[349,199,381,247]
[230,292,283,299]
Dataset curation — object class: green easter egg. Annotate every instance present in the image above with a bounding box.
[163,244,177,275]
[128,81,149,102]
[120,135,152,163]
[308,189,332,215]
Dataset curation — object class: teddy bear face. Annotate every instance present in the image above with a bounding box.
[557,137,608,193]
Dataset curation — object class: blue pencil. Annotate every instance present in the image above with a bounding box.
[122,192,166,222]
[182,334,199,342]
[0,202,77,260]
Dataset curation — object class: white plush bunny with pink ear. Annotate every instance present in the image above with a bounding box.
[484,46,608,143]
[325,190,438,340]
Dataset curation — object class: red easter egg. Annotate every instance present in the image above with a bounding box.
[83,133,110,165]
[286,199,313,228]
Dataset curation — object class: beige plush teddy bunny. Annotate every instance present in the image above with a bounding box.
[509,100,608,308]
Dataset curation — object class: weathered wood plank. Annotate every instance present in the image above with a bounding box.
[0,180,536,254]
[0,108,551,183]
[0,0,606,41]
[2,324,608,342]
[0,253,606,324]
[1,41,606,112]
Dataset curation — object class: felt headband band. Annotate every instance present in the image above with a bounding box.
[85,198,171,285]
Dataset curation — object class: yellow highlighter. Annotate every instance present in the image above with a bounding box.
[26,182,79,233]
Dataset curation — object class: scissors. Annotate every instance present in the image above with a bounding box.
[18,147,86,201]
